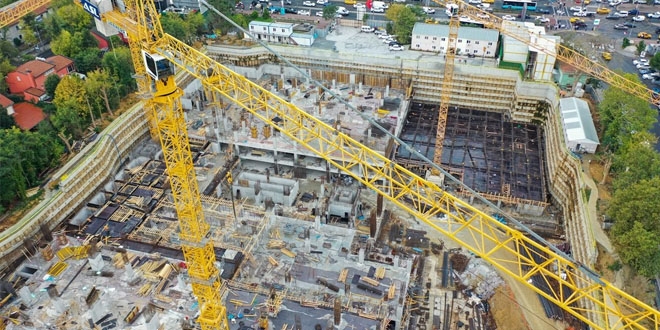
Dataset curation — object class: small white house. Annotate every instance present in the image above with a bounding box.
[559,97,600,154]
[247,21,295,44]
[410,23,499,57]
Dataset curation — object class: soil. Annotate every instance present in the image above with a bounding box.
[594,243,617,283]
[490,285,531,330]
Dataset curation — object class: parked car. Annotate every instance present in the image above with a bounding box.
[634,0,646,3]
[602,52,612,60]
[371,7,385,12]
[649,12,660,18]
[639,68,651,74]
[502,14,516,20]
[642,72,659,80]
[615,11,628,17]
[536,16,550,22]
[354,3,366,9]
[613,23,629,29]
[570,17,585,23]
[570,6,583,11]
[609,0,622,5]
[283,7,297,13]
[597,7,610,14]
[624,21,637,27]
[302,1,315,6]
[606,14,620,19]
[633,58,649,65]
[574,11,588,16]
[422,7,435,14]
[389,44,405,51]
[297,9,311,15]
[468,0,482,3]
[316,0,327,4]
[574,21,588,29]
[632,15,646,21]
[537,6,552,14]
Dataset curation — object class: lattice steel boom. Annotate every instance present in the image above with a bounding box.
[0,0,49,29]
[90,0,660,328]
[433,11,460,167]
[432,0,659,105]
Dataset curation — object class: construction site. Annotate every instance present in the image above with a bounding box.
[1,0,659,329]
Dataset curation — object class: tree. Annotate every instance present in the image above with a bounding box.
[161,12,189,41]
[650,52,660,71]
[0,59,15,92]
[0,40,19,59]
[597,72,656,151]
[56,4,92,33]
[613,221,660,277]
[44,75,61,97]
[51,30,82,57]
[609,177,660,238]
[51,99,86,139]
[622,37,631,48]
[86,69,118,117]
[185,12,206,36]
[0,107,15,129]
[73,48,102,74]
[636,41,646,55]
[323,5,338,20]
[611,132,660,190]
[384,4,422,44]
[20,25,38,46]
[205,0,236,35]
[102,47,135,95]
[54,75,90,118]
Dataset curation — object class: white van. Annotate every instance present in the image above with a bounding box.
[336,6,349,15]
[361,26,375,32]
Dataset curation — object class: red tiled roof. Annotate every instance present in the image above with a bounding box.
[24,87,45,97]
[12,102,45,130]
[46,55,73,72]
[16,60,53,77]
[0,94,13,108]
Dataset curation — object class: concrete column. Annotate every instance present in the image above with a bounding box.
[305,238,311,253]
[385,85,390,98]
[358,248,365,263]
[315,215,320,230]
[332,79,336,89]
[350,73,356,84]
[393,255,400,267]
[358,82,362,94]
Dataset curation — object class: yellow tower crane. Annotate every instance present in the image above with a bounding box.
[0,0,50,28]
[433,3,460,170]
[80,0,660,329]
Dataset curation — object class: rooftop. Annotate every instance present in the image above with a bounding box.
[12,102,46,130]
[411,23,500,42]
[14,56,73,78]
[0,94,13,108]
[559,97,599,144]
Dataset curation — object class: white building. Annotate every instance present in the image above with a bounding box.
[410,23,499,57]
[559,97,600,154]
[500,21,558,81]
[246,21,315,46]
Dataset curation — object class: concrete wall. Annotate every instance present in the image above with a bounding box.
[233,172,299,206]
[0,102,149,269]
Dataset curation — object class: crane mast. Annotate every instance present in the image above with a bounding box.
[78,0,660,328]
[85,1,230,329]
[433,7,460,168]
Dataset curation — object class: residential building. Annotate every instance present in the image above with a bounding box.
[410,23,499,57]
[553,62,588,90]
[2,6,52,45]
[12,103,46,131]
[559,97,599,154]
[246,21,316,46]
[499,22,558,81]
[0,94,14,115]
[6,55,75,102]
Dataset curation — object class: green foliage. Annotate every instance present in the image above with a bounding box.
[384,4,422,44]
[205,0,236,34]
[597,72,656,151]
[73,48,102,74]
[12,37,22,47]
[0,107,16,129]
[101,47,135,95]
[609,176,660,239]
[585,77,601,89]
[613,221,660,277]
[44,75,61,97]
[607,260,622,272]
[622,38,631,48]
[0,59,15,92]
[611,132,660,190]
[56,4,93,33]
[51,30,81,57]
[51,99,87,139]
[86,69,119,116]
[362,13,369,23]
[636,41,646,55]
[0,128,63,207]
[161,12,189,41]
[651,52,660,71]
[323,5,338,20]
[0,40,19,59]
[261,7,271,20]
